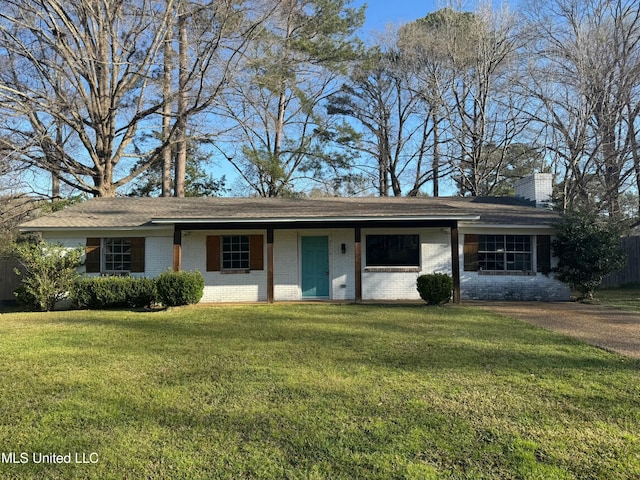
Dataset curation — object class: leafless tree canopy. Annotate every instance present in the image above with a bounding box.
[0,0,639,218]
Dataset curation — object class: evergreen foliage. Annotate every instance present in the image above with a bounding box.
[72,276,158,309]
[156,270,205,307]
[13,241,83,311]
[416,273,453,305]
[552,210,627,300]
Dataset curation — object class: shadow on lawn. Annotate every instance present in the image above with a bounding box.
[44,305,640,376]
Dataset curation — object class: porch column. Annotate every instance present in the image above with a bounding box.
[354,226,362,303]
[267,227,274,304]
[173,226,182,272]
[450,223,461,303]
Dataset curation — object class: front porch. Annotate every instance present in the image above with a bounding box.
[166,220,463,304]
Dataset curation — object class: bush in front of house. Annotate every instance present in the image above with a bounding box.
[416,273,453,306]
[72,276,158,309]
[13,241,84,311]
[552,209,627,301]
[155,270,204,307]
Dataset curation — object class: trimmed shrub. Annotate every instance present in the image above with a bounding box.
[416,273,453,306]
[156,270,204,307]
[72,276,158,309]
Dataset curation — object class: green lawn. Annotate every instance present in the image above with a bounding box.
[0,305,638,479]
[598,287,640,313]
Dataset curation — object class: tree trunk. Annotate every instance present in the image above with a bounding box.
[162,11,174,197]
[174,7,188,198]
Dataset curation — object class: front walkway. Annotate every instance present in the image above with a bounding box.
[478,301,640,360]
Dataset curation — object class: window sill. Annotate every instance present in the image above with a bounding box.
[364,267,421,273]
[221,269,251,274]
[478,271,536,276]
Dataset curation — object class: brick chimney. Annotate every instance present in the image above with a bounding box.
[514,173,553,208]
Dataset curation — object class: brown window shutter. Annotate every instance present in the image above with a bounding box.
[536,235,551,274]
[130,237,145,273]
[463,234,479,272]
[249,235,264,271]
[206,236,221,272]
[86,238,101,273]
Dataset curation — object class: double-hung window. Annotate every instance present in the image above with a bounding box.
[206,234,264,272]
[478,235,532,272]
[465,234,536,273]
[104,238,132,272]
[85,237,145,274]
[222,235,250,270]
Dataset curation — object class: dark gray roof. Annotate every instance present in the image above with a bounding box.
[20,196,559,230]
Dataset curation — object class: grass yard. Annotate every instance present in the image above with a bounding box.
[0,304,638,479]
[598,287,640,313]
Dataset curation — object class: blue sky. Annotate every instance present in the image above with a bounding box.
[353,1,447,31]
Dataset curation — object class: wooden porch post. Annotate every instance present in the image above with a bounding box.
[173,226,182,272]
[450,223,461,303]
[354,226,362,303]
[267,228,274,304]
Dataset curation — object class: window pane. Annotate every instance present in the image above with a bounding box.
[222,235,250,270]
[478,235,532,271]
[104,238,132,272]
[366,235,420,267]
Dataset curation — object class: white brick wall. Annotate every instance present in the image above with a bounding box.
[43,226,571,303]
[514,173,553,207]
[273,229,355,301]
[143,236,173,277]
[458,231,570,301]
[182,231,267,303]
[43,230,173,277]
[362,228,451,301]
[274,230,299,301]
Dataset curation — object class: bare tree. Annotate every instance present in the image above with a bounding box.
[402,6,528,197]
[0,0,275,198]
[0,0,179,197]
[327,45,440,196]
[525,0,640,216]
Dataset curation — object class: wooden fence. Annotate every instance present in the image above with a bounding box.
[0,256,21,305]
[601,236,640,288]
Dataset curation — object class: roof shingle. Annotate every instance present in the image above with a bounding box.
[19,196,558,230]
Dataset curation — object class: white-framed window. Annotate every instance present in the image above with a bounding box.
[103,238,132,272]
[478,235,532,272]
[86,237,145,274]
[222,235,250,270]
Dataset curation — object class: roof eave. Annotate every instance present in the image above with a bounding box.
[19,225,168,233]
[151,215,481,225]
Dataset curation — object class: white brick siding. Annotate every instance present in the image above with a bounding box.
[42,225,570,303]
[514,173,553,207]
[361,228,451,301]
[273,229,355,301]
[182,231,267,303]
[143,236,173,277]
[459,231,570,301]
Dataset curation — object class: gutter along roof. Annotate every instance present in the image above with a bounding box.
[19,196,559,231]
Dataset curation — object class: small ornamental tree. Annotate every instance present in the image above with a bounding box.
[552,210,627,300]
[13,241,84,311]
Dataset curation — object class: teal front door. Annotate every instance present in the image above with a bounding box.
[301,236,330,298]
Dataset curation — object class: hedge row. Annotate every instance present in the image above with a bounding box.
[72,271,204,309]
